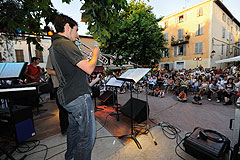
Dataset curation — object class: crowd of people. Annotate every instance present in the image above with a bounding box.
[91,65,240,106]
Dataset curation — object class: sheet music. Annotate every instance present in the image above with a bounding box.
[106,77,124,87]
[0,63,25,78]
[118,68,151,83]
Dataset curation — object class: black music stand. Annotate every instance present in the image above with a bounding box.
[89,77,103,111]
[117,68,151,149]
[106,77,124,121]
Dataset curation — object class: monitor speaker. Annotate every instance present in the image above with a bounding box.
[120,98,149,123]
[0,105,35,143]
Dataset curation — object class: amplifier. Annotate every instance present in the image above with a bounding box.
[183,127,230,160]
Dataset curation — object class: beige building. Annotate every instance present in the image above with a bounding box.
[0,34,97,68]
[158,0,240,70]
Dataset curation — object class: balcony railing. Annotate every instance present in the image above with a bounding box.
[171,35,190,46]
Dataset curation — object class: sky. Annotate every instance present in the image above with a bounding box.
[51,0,240,36]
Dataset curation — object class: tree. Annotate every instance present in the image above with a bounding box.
[0,0,57,51]
[0,0,129,43]
[78,0,128,43]
[101,1,166,66]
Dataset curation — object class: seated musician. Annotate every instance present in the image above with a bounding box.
[24,57,45,83]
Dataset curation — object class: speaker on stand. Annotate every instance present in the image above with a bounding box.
[120,98,149,123]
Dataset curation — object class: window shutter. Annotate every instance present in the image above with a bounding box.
[196,24,198,36]
[227,30,229,40]
[178,29,181,39]
[181,29,184,39]
[165,33,168,41]
[178,29,183,39]
[226,45,229,56]
[200,7,203,16]
[174,47,177,56]
[221,44,224,55]
[222,28,225,38]
[183,45,186,56]
[200,24,203,35]
[169,63,174,70]
[199,42,203,53]
[195,43,199,53]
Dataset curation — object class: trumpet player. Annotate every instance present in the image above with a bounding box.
[49,14,100,160]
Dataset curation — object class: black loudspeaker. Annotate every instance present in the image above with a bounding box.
[98,90,115,104]
[183,127,230,160]
[0,105,35,143]
[120,98,149,123]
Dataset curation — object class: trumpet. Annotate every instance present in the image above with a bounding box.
[75,39,109,65]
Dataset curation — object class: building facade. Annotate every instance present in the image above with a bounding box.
[0,34,96,69]
[158,0,240,70]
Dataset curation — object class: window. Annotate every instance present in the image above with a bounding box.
[227,17,230,25]
[164,33,168,42]
[231,33,234,42]
[226,45,230,56]
[161,48,169,58]
[222,13,226,22]
[196,23,203,36]
[164,21,168,28]
[15,49,24,62]
[174,45,186,56]
[178,29,184,40]
[178,15,184,23]
[197,7,203,17]
[222,27,225,38]
[195,42,203,54]
[35,50,43,62]
[227,30,229,41]
[221,44,224,55]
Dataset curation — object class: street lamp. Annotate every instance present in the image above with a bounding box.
[211,50,216,58]
[118,55,123,67]
[193,57,202,67]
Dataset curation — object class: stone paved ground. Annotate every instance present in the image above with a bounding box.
[116,91,235,140]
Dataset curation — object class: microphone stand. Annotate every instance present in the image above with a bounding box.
[119,82,142,149]
[142,79,158,145]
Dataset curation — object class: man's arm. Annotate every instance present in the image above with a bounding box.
[39,67,44,74]
[47,68,57,76]
[76,47,100,75]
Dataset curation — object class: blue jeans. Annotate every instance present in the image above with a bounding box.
[63,94,96,160]
[192,85,199,93]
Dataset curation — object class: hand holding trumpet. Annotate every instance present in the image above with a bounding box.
[89,46,100,61]
[75,39,108,64]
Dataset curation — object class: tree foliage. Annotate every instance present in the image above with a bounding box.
[101,1,166,65]
[0,0,129,44]
[0,0,57,34]
[0,0,57,50]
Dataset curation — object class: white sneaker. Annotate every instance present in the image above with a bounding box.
[216,100,220,103]
[208,99,211,101]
